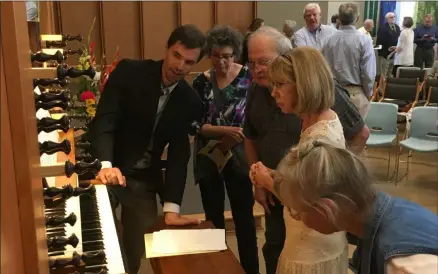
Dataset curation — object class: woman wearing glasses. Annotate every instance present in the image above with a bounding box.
[192,25,259,274]
[250,47,349,273]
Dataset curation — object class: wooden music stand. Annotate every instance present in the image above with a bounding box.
[147,218,246,274]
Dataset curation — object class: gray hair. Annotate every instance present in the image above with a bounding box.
[303,3,321,15]
[338,3,359,25]
[364,19,374,25]
[385,12,395,20]
[249,26,292,55]
[284,20,297,30]
[273,138,376,223]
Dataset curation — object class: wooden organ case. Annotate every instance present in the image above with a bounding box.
[1,2,125,274]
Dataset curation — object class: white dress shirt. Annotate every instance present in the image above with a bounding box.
[294,24,337,51]
[358,26,372,40]
[101,82,181,213]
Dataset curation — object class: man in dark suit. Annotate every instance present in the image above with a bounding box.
[376,12,401,77]
[88,25,205,274]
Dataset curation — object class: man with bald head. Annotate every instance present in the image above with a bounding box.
[358,19,374,40]
[376,12,401,77]
[244,26,370,274]
[294,3,337,50]
[414,14,438,68]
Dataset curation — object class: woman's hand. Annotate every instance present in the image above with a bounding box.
[250,161,275,192]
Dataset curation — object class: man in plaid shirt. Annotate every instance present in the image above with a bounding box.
[243,26,370,274]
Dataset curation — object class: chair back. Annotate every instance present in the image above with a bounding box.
[396,66,420,78]
[365,102,398,135]
[383,83,419,101]
[386,77,418,86]
[398,68,426,81]
[409,107,438,141]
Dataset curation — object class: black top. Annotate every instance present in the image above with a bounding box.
[88,59,203,205]
[244,79,364,169]
[376,23,401,58]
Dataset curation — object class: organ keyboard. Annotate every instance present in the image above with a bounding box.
[38,91,125,272]
[34,36,124,274]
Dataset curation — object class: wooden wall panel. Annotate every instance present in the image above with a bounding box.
[141,1,178,60]
[58,2,102,65]
[180,1,215,73]
[216,2,255,34]
[101,2,141,60]
[0,37,26,274]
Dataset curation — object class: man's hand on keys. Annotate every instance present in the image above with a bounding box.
[97,167,126,187]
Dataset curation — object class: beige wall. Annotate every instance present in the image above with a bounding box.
[256,1,365,31]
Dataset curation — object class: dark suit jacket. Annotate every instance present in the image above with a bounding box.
[88,59,203,206]
[376,23,401,58]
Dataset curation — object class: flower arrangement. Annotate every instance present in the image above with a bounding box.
[75,17,121,117]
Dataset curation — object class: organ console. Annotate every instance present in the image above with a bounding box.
[63,48,84,57]
[31,50,66,63]
[34,78,69,88]
[35,89,70,102]
[1,2,126,273]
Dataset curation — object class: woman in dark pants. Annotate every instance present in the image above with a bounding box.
[192,25,259,274]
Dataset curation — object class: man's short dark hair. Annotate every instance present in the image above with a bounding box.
[338,3,359,25]
[167,24,206,61]
[403,16,414,28]
[331,13,339,24]
[205,25,243,60]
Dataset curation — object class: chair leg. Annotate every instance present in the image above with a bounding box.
[386,148,391,177]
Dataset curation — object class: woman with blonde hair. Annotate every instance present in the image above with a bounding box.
[258,138,438,274]
[250,46,349,273]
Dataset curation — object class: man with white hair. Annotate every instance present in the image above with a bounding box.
[323,3,376,118]
[358,19,374,40]
[244,26,370,274]
[376,12,401,77]
[294,3,337,50]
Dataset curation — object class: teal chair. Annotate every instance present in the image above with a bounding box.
[395,106,438,182]
[364,102,399,181]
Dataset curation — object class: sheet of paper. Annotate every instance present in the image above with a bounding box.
[149,229,227,256]
[144,233,219,258]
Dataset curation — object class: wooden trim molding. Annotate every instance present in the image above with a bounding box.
[139,1,145,59]
[177,2,182,27]
[98,1,106,58]
[214,1,218,25]
[253,2,258,18]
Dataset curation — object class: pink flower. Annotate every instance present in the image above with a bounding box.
[80,90,96,102]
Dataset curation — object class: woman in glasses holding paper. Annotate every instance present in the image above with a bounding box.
[191,25,259,274]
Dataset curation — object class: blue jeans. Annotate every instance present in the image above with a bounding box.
[262,197,286,274]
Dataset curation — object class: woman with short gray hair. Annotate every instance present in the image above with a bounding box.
[192,25,259,274]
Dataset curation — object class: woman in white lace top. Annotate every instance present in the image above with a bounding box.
[250,47,348,274]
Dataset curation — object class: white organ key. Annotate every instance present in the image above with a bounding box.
[64,194,83,254]
[37,86,60,188]
[95,185,125,273]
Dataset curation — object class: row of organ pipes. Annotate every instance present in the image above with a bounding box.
[1,2,126,274]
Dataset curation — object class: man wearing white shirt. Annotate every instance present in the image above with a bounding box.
[294,3,337,50]
[358,19,374,40]
[89,25,205,274]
